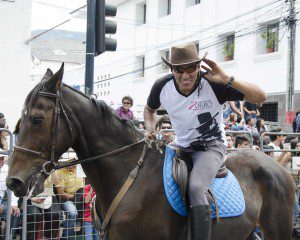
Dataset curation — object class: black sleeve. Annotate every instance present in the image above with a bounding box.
[146,74,173,109]
[208,81,244,105]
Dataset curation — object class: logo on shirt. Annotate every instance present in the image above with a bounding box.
[189,112,222,142]
[188,100,213,110]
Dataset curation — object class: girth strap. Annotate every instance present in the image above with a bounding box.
[99,142,149,239]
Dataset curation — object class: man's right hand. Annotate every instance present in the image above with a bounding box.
[145,131,156,140]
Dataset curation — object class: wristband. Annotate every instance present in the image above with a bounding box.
[227,76,234,88]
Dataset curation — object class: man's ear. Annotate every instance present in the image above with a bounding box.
[46,63,64,93]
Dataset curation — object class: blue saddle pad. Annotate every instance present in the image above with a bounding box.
[163,146,245,218]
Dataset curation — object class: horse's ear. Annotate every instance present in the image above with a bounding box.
[46,63,64,93]
[41,69,54,82]
[13,118,21,135]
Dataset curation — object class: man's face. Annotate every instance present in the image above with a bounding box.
[249,117,255,126]
[277,135,285,143]
[172,64,200,94]
[237,141,250,149]
[122,99,131,110]
[160,123,174,142]
[0,157,5,169]
[226,136,233,148]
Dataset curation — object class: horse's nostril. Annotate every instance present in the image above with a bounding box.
[8,177,25,193]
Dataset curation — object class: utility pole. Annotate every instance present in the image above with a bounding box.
[285,0,296,122]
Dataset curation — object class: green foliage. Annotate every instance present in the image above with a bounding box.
[261,31,277,49]
[223,42,234,58]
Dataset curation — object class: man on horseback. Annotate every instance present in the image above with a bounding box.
[143,43,267,240]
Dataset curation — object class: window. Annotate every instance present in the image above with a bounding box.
[108,74,110,79]
[216,33,235,62]
[161,49,170,70]
[257,22,279,55]
[224,35,235,60]
[260,102,278,122]
[159,0,171,17]
[167,0,171,15]
[108,91,110,95]
[141,56,145,77]
[187,0,200,7]
[137,55,145,77]
[136,2,147,25]
[108,82,110,87]
[143,4,147,24]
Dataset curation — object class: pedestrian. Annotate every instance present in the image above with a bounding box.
[116,96,134,120]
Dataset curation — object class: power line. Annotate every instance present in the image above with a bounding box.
[64,17,287,82]
[90,21,287,86]
[81,1,284,72]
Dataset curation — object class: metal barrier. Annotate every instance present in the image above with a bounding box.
[16,149,93,240]
[259,132,300,153]
[157,129,254,150]
[225,130,254,150]
[0,128,14,240]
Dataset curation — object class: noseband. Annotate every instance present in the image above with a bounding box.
[14,90,74,175]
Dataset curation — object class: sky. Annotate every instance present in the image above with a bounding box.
[31,0,87,32]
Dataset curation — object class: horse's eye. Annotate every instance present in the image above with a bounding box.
[32,116,44,124]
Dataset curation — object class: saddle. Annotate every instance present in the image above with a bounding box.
[172,148,228,205]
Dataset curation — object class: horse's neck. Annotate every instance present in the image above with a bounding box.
[65,88,146,210]
[66,90,142,155]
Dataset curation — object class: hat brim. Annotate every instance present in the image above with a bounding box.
[161,52,208,68]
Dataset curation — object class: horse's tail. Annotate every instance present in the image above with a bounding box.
[250,150,294,240]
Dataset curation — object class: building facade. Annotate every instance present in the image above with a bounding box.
[65,0,300,123]
[0,0,32,128]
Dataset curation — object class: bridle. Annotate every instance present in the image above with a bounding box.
[13,88,146,173]
[14,90,74,175]
[12,88,149,239]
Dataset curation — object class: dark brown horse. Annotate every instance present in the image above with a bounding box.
[7,65,294,240]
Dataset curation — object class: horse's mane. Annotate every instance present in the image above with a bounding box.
[63,84,140,133]
[23,81,140,134]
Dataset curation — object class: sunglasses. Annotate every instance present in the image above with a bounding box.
[161,126,172,130]
[173,64,198,74]
[123,102,131,105]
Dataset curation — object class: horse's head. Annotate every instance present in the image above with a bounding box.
[7,63,74,197]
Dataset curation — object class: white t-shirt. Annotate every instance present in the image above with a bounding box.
[147,73,244,147]
[0,164,18,206]
[268,142,282,157]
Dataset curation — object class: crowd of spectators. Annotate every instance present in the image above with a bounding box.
[0,97,300,239]
[0,112,99,239]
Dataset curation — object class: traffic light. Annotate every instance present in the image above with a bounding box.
[95,0,117,56]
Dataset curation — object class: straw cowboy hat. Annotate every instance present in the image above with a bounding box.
[161,43,207,67]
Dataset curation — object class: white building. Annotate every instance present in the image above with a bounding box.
[65,0,300,123]
[30,30,86,88]
[0,0,32,128]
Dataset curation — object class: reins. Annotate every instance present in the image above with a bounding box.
[43,138,146,173]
